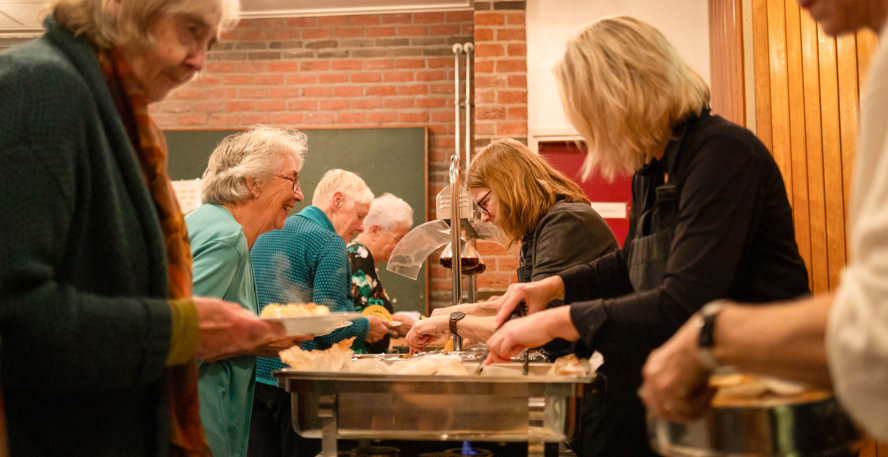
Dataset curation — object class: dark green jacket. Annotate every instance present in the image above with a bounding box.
[0,17,174,457]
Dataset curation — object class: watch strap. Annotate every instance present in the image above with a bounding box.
[698,300,725,370]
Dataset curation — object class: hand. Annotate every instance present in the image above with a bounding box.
[365,315,390,343]
[486,307,577,363]
[639,314,716,422]
[192,296,286,361]
[391,313,415,337]
[492,276,565,328]
[405,315,449,354]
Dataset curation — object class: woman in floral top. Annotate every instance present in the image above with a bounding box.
[347,193,415,353]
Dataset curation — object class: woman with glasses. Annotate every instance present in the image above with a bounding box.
[347,193,417,353]
[406,138,618,354]
[185,126,312,457]
[484,17,810,456]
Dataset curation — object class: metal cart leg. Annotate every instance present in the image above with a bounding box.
[317,394,338,457]
[528,396,546,457]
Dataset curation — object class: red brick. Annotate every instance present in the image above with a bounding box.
[268,61,301,72]
[271,29,301,41]
[352,72,382,83]
[238,87,269,98]
[496,121,528,136]
[475,273,512,290]
[416,70,447,82]
[219,30,237,41]
[497,28,526,42]
[414,12,446,24]
[320,99,350,110]
[430,24,461,36]
[506,12,526,26]
[237,62,269,72]
[239,29,268,41]
[208,113,240,127]
[474,43,505,57]
[189,75,221,87]
[172,88,205,100]
[333,86,364,97]
[507,106,528,120]
[367,86,397,96]
[269,87,301,98]
[474,12,506,26]
[447,11,474,22]
[225,100,254,111]
[304,112,336,124]
[255,74,286,85]
[206,88,238,99]
[384,98,415,109]
[427,57,452,69]
[256,99,286,111]
[158,101,191,113]
[383,71,415,83]
[397,84,428,96]
[319,73,349,84]
[334,27,366,38]
[415,97,447,108]
[337,112,367,124]
[178,114,208,126]
[507,74,527,89]
[288,100,318,111]
[353,98,383,110]
[367,112,398,124]
[285,17,316,27]
[497,90,527,104]
[397,25,428,36]
[474,61,495,73]
[300,61,331,72]
[286,73,318,85]
[301,86,332,97]
[271,112,305,125]
[364,59,394,70]
[395,58,425,69]
[496,59,526,73]
[302,28,332,39]
[222,74,253,85]
[507,43,527,57]
[428,82,453,94]
[349,15,381,26]
[367,26,397,37]
[206,61,238,73]
[381,14,412,24]
[475,74,507,89]
[332,60,363,71]
[474,28,494,41]
[399,111,429,123]
[318,16,348,26]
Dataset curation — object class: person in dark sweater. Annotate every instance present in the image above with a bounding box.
[484,17,810,457]
[0,1,284,456]
[406,138,618,353]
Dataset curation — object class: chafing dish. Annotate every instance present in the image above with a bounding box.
[648,394,861,457]
[274,361,593,457]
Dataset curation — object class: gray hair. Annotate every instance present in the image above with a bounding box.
[311,169,374,208]
[200,126,307,205]
[365,193,413,232]
[50,0,240,50]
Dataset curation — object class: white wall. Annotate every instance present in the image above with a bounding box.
[526,0,710,139]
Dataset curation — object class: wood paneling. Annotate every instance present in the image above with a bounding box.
[711,4,887,455]
[709,0,746,125]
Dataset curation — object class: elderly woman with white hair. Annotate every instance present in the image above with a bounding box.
[249,169,390,456]
[348,193,416,354]
[185,126,312,457]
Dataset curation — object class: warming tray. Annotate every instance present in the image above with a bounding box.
[274,362,593,457]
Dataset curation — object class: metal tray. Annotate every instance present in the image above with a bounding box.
[274,362,593,457]
[648,395,861,457]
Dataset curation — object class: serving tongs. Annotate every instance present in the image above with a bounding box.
[475,303,530,375]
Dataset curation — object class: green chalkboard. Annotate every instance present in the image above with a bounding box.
[164,127,429,314]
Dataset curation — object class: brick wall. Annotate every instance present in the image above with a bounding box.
[148,5,528,311]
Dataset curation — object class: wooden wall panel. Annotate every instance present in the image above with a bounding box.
[709,0,746,125]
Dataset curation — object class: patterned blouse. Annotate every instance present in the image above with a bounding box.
[347,241,392,354]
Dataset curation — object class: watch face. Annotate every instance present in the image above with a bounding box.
[450,311,466,321]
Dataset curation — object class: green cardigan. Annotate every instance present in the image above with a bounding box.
[0,17,175,457]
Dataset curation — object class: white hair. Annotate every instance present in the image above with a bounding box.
[311,169,374,208]
[200,126,307,205]
[365,193,413,232]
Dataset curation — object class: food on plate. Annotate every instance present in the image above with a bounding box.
[361,304,392,323]
[389,354,468,376]
[710,373,831,407]
[546,354,591,377]
[260,302,330,318]
[279,337,355,371]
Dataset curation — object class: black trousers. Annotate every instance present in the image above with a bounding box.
[248,382,321,457]
[569,382,661,457]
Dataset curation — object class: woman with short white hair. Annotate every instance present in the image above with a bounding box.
[348,193,416,353]
[186,126,310,457]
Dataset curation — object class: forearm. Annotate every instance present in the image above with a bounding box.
[715,295,832,388]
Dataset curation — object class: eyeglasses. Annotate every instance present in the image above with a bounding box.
[382,231,404,243]
[275,174,301,194]
[475,190,492,217]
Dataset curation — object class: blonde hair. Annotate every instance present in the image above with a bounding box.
[311,169,374,208]
[554,16,710,181]
[50,0,240,50]
[467,138,589,244]
[201,126,307,205]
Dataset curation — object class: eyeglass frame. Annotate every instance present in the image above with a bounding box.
[475,190,493,216]
[274,174,301,194]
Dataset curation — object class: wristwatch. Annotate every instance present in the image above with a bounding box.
[449,311,466,336]
[697,300,725,370]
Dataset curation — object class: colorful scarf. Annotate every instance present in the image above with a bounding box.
[99,49,210,457]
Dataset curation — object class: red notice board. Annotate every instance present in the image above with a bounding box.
[539,141,632,247]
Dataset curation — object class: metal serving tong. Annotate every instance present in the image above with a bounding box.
[475,302,530,375]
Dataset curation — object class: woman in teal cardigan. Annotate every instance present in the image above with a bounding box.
[187,126,312,457]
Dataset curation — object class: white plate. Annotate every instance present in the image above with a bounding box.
[261,312,364,335]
